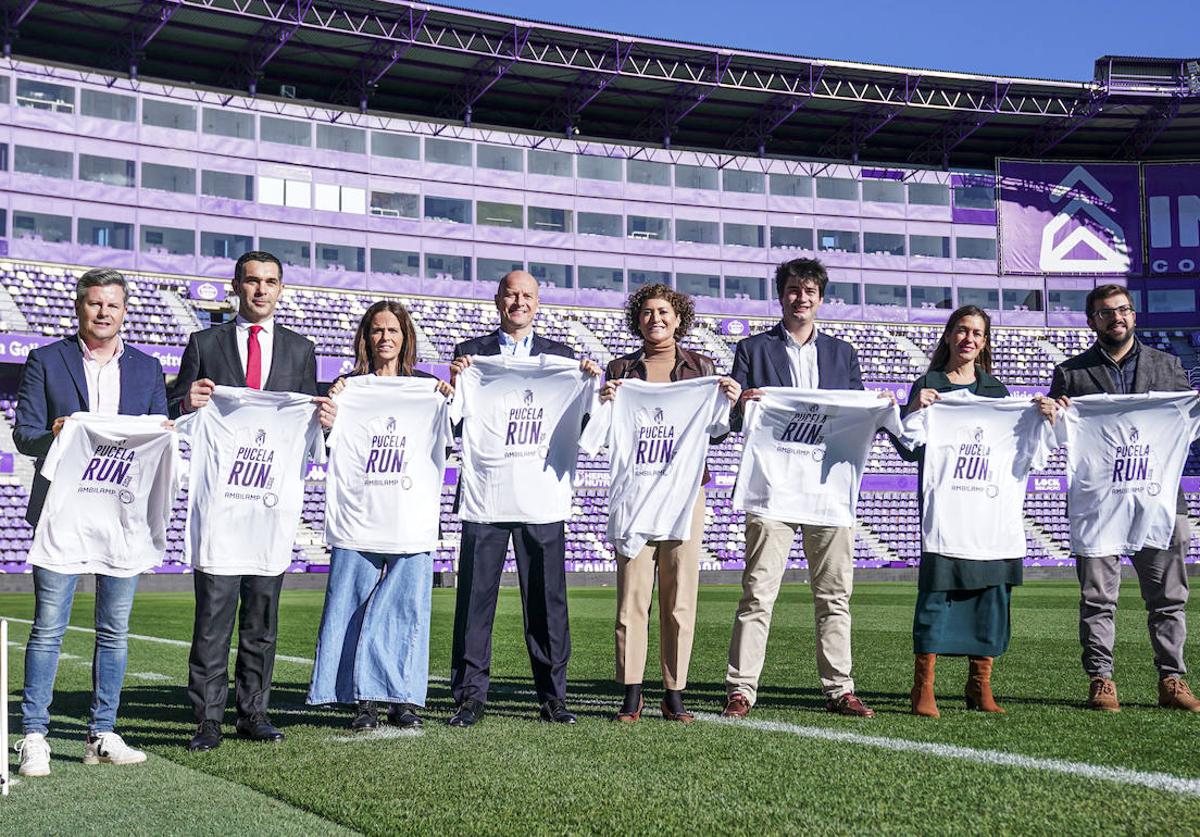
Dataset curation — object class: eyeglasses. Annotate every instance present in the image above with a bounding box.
[1091,305,1134,321]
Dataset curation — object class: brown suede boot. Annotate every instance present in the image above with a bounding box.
[965,656,1005,713]
[911,653,939,718]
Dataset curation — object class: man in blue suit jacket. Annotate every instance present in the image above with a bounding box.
[722,258,877,719]
[445,270,598,728]
[12,268,168,777]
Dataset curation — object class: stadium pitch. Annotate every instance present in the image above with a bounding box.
[2,582,1199,834]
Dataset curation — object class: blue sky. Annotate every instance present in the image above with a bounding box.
[463,0,1197,81]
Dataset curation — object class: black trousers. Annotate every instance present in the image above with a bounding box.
[187,570,285,723]
[450,521,571,704]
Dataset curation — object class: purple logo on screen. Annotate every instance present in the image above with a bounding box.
[1039,167,1131,273]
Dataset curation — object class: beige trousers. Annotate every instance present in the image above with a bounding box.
[726,513,856,702]
[614,491,705,689]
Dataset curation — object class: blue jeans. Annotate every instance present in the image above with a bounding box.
[22,567,139,735]
[307,548,433,707]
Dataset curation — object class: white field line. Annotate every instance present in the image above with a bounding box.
[701,713,1200,798]
[5,616,1200,798]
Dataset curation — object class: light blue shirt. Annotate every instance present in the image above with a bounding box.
[498,330,535,359]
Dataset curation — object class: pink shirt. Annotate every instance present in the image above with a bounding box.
[80,336,123,416]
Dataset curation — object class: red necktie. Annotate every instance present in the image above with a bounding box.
[246,324,263,389]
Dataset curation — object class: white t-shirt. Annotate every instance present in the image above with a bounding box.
[324,375,451,554]
[733,388,902,527]
[580,377,731,557]
[29,413,181,576]
[1057,392,1200,557]
[177,386,325,576]
[901,391,1057,561]
[451,354,594,524]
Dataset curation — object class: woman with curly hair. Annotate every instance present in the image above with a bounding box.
[599,283,740,722]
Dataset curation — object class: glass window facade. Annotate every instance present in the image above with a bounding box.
[769,173,813,197]
[577,155,621,181]
[861,180,905,203]
[369,190,418,218]
[316,243,365,272]
[141,225,194,255]
[724,222,765,248]
[142,162,195,194]
[476,201,523,228]
[675,164,718,190]
[578,211,622,238]
[260,237,311,268]
[953,184,995,210]
[771,225,814,250]
[676,273,720,298]
[142,99,195,131]
[958,286,999,309]
[578,266,624,292]
[865,284,906,306]
[816,177,859,201]
[425,138,471,166]
[529,149,573,177]
[425,253,471,282]
[371,132,419,160]
[317,124,366,154]
[909,234,951,258]
[629,269,671,288]
[723,169,766,194]
[201,231,253,259]
[1047,289,1087,313]
[911,285,953,309]
[825,281,861,304]
[675,218,719,245]
[627,215,670,241]
[79,218,133,249]
[725,275,767,300]
[261,116,311,147]
[908,182,950,206]
[627,159,671,187]
[13,211,71,243]
[817,228,859,253]
[371,248,420,275]
[477,258,523,281]
[476,145,523,172]
[529,262,573,288]
[863,231,905,256]
[424,196,471,224]
[81,89,135,122]
[16,79,74,112]
[201,170,254,201]
[14,146,72,179]
[528,206,571,233]
[203,108,254,139]
[1003,288,1044,311]
[956,236,996,260]
[79,154,135,188]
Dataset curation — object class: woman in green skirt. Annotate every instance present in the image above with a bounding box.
[897,305,1014,718]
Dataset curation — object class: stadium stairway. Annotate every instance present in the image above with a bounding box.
[1037,339,1067,365]
[0,281,32,333]
[1025,518,1071,562]
[853,523,903,563]
[412,319,441,362]
[889,331,933,375]
[565,319,613,366]
[690,321,735,368]
[160,284,206,336]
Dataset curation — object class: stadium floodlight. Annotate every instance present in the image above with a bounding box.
[1,618,8,797]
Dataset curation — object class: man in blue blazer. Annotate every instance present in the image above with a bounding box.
[12,268,168,777]
[445,270,598,728]
[722,258,876,719]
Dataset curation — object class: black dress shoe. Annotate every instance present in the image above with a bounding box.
[235,714,285,743]
[351,701,379,732]
[387,703,424,729]
[448,698,485,728]
[539,699,577,724]
[188,720,222,752]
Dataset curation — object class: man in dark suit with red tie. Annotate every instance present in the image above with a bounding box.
[169,251,335,752]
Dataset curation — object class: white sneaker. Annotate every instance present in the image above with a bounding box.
[83,732,147,766]
[15,733,51,777]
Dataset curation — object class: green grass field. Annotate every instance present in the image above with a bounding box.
[2,581,1199,834]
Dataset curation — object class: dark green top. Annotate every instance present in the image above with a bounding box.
[898,366,1022,591]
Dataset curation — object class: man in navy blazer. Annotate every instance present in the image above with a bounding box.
[722,258,876,719]
[445,270,598,728]
[12,268,168,777]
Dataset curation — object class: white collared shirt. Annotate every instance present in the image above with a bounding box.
[498,330,535,359]
[80,336,123,416]
[784,325,819,389]
[235,315,275,385]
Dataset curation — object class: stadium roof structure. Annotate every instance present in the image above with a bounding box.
[5,0,1200,170]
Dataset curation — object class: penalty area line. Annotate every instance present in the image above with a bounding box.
[700,714,1200,798]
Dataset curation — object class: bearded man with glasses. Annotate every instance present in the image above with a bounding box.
[1047,283,1200,713]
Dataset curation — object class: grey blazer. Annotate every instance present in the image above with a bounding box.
[1048,339,1192,514]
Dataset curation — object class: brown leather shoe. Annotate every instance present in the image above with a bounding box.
[1158,676,1200,712]
[965,656,1005,714]
[613,696,643,723]
[826,692,875,717]
[911,653,939,718]
[722,693,751,719]
[660,700,695,724]
[1086,676,1120,712]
